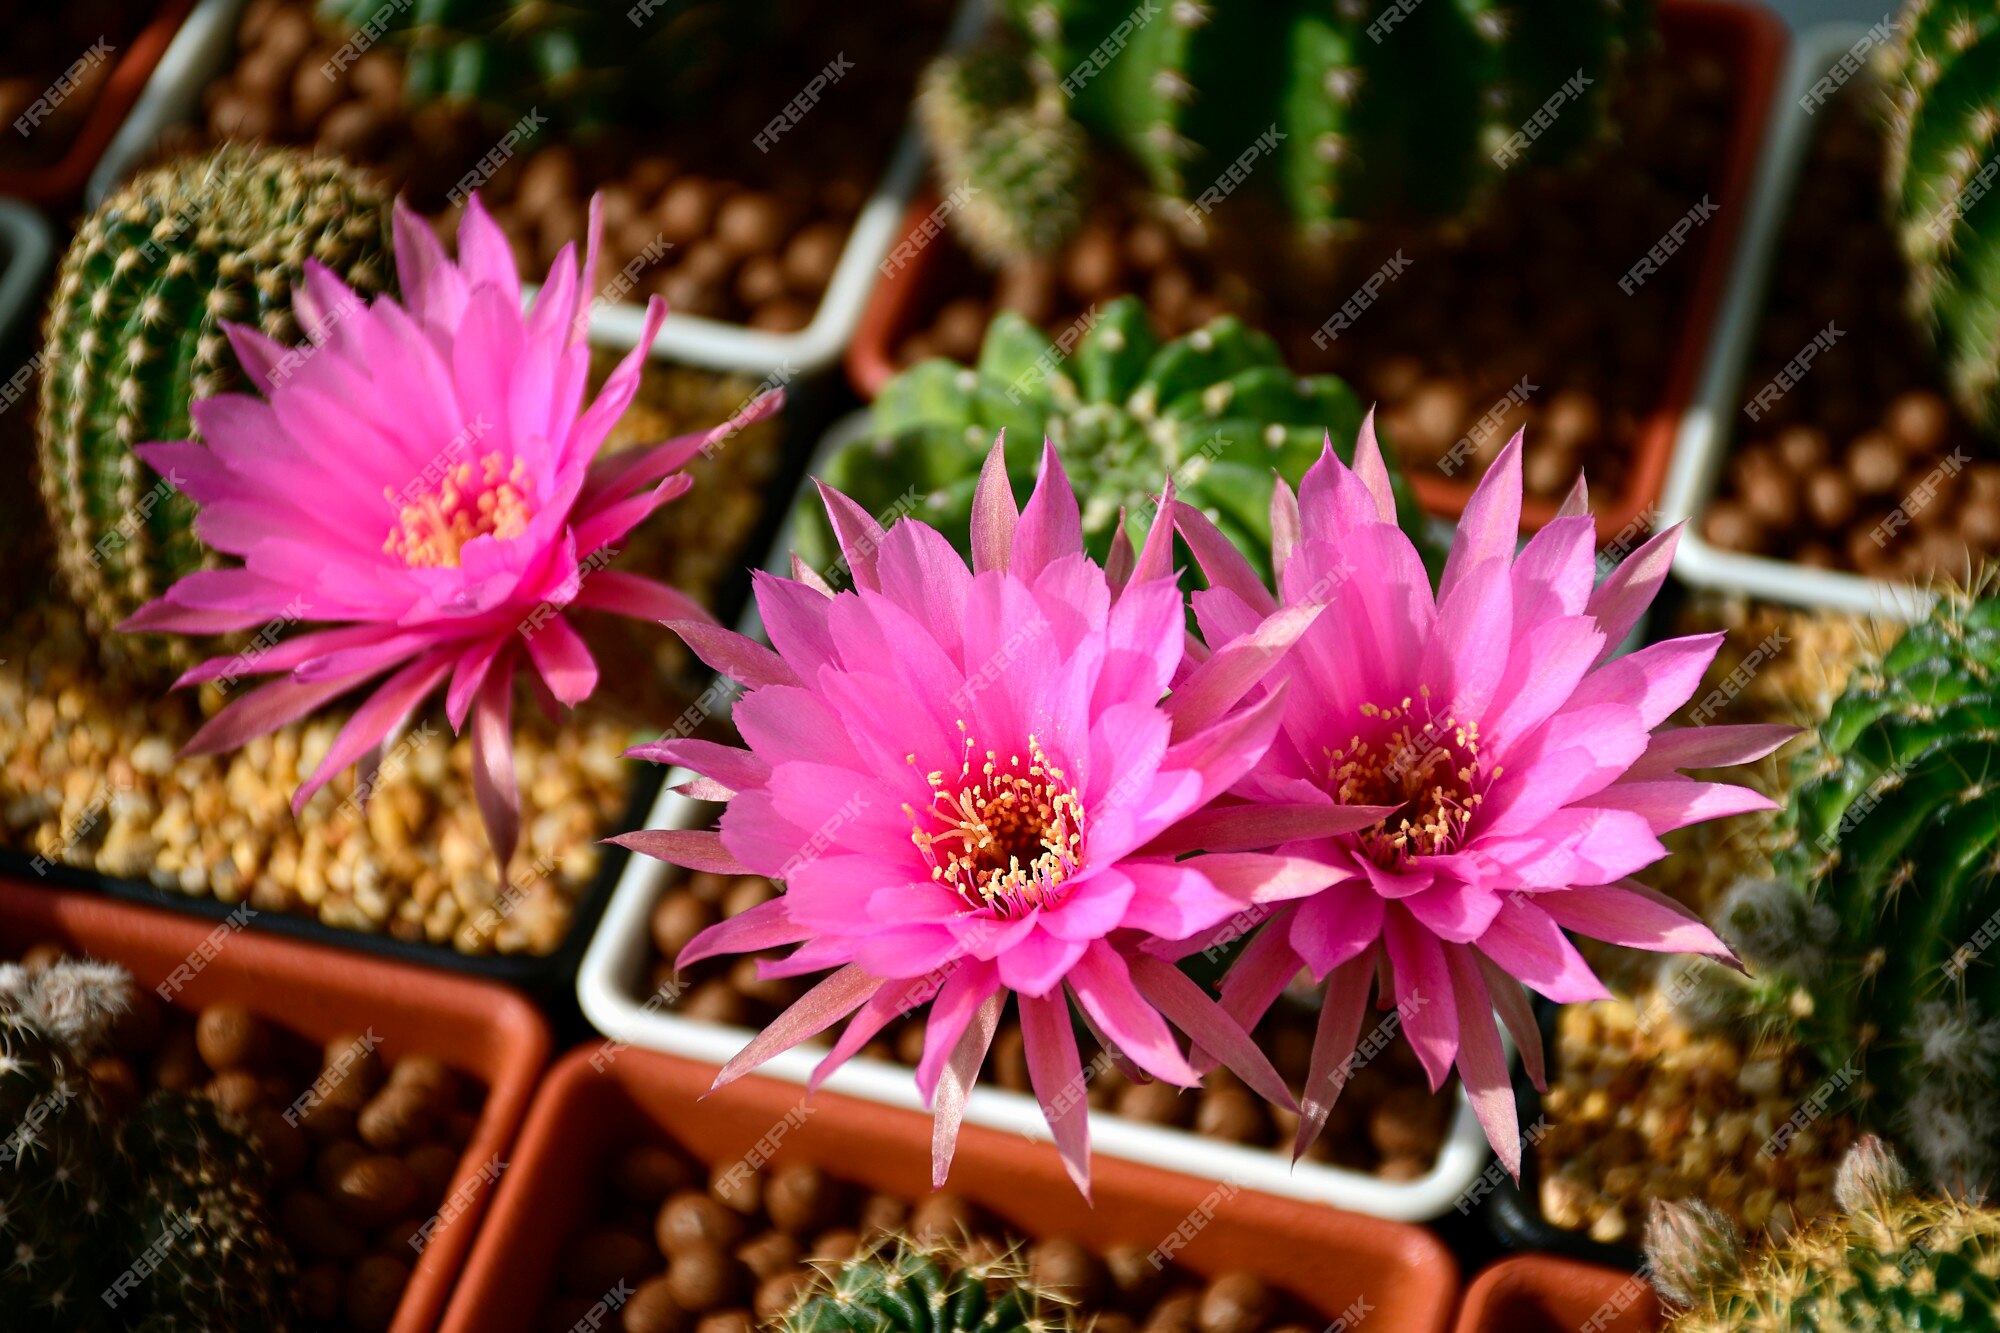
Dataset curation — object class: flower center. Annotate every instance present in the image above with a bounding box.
[906,730,1084,919]
[383,452,534,568]
[1326,691,1489,870]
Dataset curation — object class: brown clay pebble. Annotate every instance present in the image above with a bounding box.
[858,1191,910,1240]
[86,1055,140,1117]
[680,980,748,1025]
[781,222,846,293]
[1029,1237,1102,1304]
[18,943,63,973]
[764,1161,837,1236]
[195,1003,268,1071]
[1197,1273,1275,1333]
[300,1262,345,1322]
[736,1230,802,1281]
[716,193,787,257]
[736,255,788,308]
[721,876,774,919]
[1774,424,1829,472]
[296,1092,360,1145]
[652,895,714,965]
[345,1254,410,1332]
[755,1270,813,1322]
[1702,499,1764,552]
[657,1191,746,1256]
[696,1313,754,1333]
[1965,496,2000,547]
[1886,390,1951,453]
[1145,1290,1200,1333]
[1064,226,1123,298]
[908,1193,974,1244]
[624,1272,696,1328]
[1804,469,1857,529]
[1848,432,1904,495]
[390,1054,456,1104]
[153,1030,205,1093]
[809,1228,860,1261]
[358,1081,436,1151]
[1194,1088,1269,1144]
[624,1277,692,1333]
[710,1162,764,1217]
[322,1031,387,1101]
[1105,1244,1164,1308]
[618,1143,699,1206]
[316,1140,369,1195]
[564,1227,663,1298]
[1117,1078,1190,1126]
[666,1243,745,1311]
[207,1069,265,1117]
[332,1154,421,1230]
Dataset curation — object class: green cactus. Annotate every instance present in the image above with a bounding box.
[315,0,747,137]
[804,296,1438,585]
[1645,1136,2000,1329]
[37,144,393,677]
[777,1238,1069,1333]
[114,1091,299,1332]
[922,0,1647,255]
[1716,591,2000,1192]
[1884,1,2000,436]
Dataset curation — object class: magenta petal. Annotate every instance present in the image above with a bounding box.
[1138,800,1395,857]
[1473,898,1612,1002]
[626,738,770,793]
[994,928,1089,996]
[470,663,520,875]
[816,480,889,592]
[293,651,454,814]
[1383,906,1460,1090]
[1213,913,1303,1035]
[1013,440,1083,579]
[1021,990,1092,1198]
[1171,501,1278,617]
[522,613,599,706]
[1270,479,1301,583]
[570,570,711,624]
[1130,475,1177,587]
[607,828,750,877]
[1586,778,1776,833]
[1198,852,1350,905]
[1479,953,1545,1093]
[1439,430,1523,600]
[1556,473,1589,517]
[971,432,1017,575]
[181,671,377,757]
[1105,515,1137,599]
[1351,410,1399,522]
[1166,602,1323,741]
[667,620,800,689]
[1537,879,1732,959]
[810,973,946,1091]
[677,896,810,969]
[931,988,1004,1189]
[1068,942,1199,1087]
[1445,944,1521,1178]
[712,965,882,1090]
[1290,882,1384,977]
[1294,951,1373,1160]
[1627,723,1795,778]
[1127,952,1296,1112]
[1588,524,1681,662]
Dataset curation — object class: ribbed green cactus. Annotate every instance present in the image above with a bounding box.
[316,0,745,136]
[805,296,1436,583]
[778,1238,1068,1333]
[1884,1,2000,435]
[1717,591,2000,1192]
[923,0,1647,254]
[1645,1137,2000,1329]
[37,144,392,676]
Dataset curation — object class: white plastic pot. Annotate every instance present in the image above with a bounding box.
[88,0,984,377]
[0,199,54,350]
[1657,22,1936,622]
[578,411,1497,1223]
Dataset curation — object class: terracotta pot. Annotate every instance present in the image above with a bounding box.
[0,0,194,204]
[444,1046,1462,1333]
[0,878,550,1333]
[1453,1257,1660,1333]
[843,0,1789,545]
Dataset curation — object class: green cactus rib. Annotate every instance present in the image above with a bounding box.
[1747,594,2000,1190]
[978,0,1641,241]
[778,1240,1067,1333]
[1884,0,2000,433]
[316,0,746,135]
[36,145,391,676]
[805,296,1437,586]
[0,1013,116,1329]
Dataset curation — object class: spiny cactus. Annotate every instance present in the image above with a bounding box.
[1645,1136,2000,1329]
[805,296,1436,585]
[923,0,1647,256]
[316,0,745,136]
[37,144,392,676]
[1716,590,2000,1193]
[1883,1,2000,435]
[777,1237,1070,1333]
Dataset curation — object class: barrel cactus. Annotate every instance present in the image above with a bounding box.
[0,1011,116,1328]
[777,1238,1068,1333]
[804,296,1437,584]
[1884,1,2000,435]
[316,0,744,136]
[37,144,393,675]
[1645,1136,2000,1329]
[924,0,1648,256]
[1715,590,2000,1192]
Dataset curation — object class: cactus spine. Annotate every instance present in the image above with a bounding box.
[1645,1137,2000,1330]
[1883,0,2000,435]
[777,1238,1069,1333]
[1718,590,2000,1192]
[807,296,1437,584]
[37,145,392,675]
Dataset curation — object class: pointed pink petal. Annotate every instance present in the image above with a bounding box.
[712,965,882,1089]
[1172,501,1278,617]
[607,828,750,876]
[1294,951,1373,1160]
[932,988,1004,1189]
[1068,942,1199,1087]
[1585,779,1777,833]
[1627,723,1796,778]
[471,662,519,874]
[1166,603,1323,741]
[810,972,947,1091]
[1537,879,1733,959]
[1446,944,1521,1179]
[1439,430,1523,600]
[1478,953,1545,1093]
[668,621,801,689]
[1587,524,1681,663]
[1021,989,1092,1198]
[1556,474,1589,518]
[816,480,889,592]
[523,613,599,706]
[1198,853,1351,905]
[1351,409,1398,523]
[1128,952,1296,1111]
[1129,475,1177,588]
[1384,906,1459,1090]
[1013,440,1082,579]
[1105,514,1137,599]
[676,895,810,969]
[571,570,712,624]
[1138,801,1394,857]
[182,671,377,757]
[626,738,769,792]
[293,652,453,814]
[971,432,1017,575]
[1473,898,1612,1003]
[1270,479,1301,584]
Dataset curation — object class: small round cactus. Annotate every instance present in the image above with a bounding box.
[778,1238,1070,1333]
[1646,1136,2000,1329]
[36,144,393,676]
[1722,589,2000,1192]
[807,296,1437,585]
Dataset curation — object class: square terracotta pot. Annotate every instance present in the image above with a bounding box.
[0,878,550,1333]
[444,1047,1462,1333]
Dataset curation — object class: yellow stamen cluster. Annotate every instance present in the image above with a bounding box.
[906,728,1085,918]
[384,451,534,568]
[1328,691,1488,868]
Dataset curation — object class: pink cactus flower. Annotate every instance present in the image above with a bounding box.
[1176,418,1791,1176]
[122,194,779,869]
[621,437,1335,1194]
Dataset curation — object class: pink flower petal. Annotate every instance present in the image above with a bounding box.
[994,927,1089,996]
[1445,943,1521,1178]
[1350,410,1400,524]
[1625,723,1795,778]
[1536,879,1732,959]
[712,965,883,1091]
[1293,951,1374,1160]
[676,896,811,969]
[1021,989,1092,1198]
[668,621,800,689]
[1127,951,1295,1111]
[1439,430,1523,599]
[1013,440,1083,579]
[1473,897,1611,1003]
[1383,906,1460,1089]
[1067,942,1199,1087]
[1166,603,1322,741]
[932,987,1004,1189]
[607,829,751,877]
[470,659,519,874]
[970,432,1017,575]
[1587,523,1681,662]
[1172,500,1278,617]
